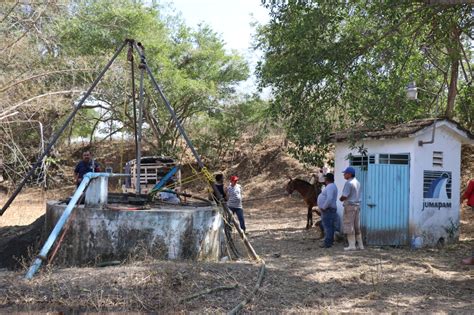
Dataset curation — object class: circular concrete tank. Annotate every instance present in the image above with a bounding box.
[45,199,225,266]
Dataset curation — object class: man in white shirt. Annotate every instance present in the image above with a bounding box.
[317,173,338,248]
[339,166,364,251]
[227,175,246,233]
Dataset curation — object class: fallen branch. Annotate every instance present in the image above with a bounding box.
[228,261,266,315]
[179,284,238,303]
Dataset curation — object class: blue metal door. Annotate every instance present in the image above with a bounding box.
[363,164,409,245]
[353,166,368,223]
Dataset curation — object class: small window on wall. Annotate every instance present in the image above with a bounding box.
[379,154,410,165]
[433,151,443,167]
[350,155,375,166]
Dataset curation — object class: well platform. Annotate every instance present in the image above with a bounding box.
[46,199,224,266]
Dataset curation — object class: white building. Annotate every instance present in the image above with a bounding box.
[332,118,474,247]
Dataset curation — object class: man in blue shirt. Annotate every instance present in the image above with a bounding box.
[74,151,100,186]
[317,173,338,248]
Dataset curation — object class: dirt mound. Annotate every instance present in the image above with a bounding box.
[213,135,314,197]
[0,215,44,269]
[176,135,316,199]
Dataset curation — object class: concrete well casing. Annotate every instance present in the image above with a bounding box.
[46,201,225,265]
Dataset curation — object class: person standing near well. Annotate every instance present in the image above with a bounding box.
[339,166,364,250]
[226,175,246,233]
[74,150,100,187]
[317,173,338,248]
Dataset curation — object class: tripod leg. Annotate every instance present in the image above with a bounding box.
[133,42,260,261]
[1,40,129,216]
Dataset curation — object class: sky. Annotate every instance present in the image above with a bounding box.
[169,0,269,53]
[167,0,271,95]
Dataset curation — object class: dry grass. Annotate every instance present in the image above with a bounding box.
[1,192,472,313]
[0,186,74,227]
[0,260,254,313]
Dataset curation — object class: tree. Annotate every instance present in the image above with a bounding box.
[0,0,251,183]
[0,1,82,184]
[189,95,269,164]
[256,1,473,165]
[57,0,249,155]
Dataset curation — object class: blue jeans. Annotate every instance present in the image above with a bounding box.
[320,211,341,233]
[321,208,337,247]
[229,207,246,232]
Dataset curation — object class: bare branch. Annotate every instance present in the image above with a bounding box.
[0,68,95,93]
[1,90,84,117]
[0,1,19,24]
[0,3,48,53]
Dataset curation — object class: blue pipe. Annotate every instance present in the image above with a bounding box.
[25,172,128,280]
[150,166,178,193]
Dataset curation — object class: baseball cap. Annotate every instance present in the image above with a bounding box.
[230,175,239,182]
[342,166,356,175]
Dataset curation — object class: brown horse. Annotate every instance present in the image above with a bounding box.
[286,177,323,230]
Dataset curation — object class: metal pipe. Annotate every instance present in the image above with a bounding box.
[133,42,202,167]
[418,119,437,146]
[136,52,146,194]
[25,172,129,279]
[150,166,178,194]
[128,41,140,194]
[418,96,440,146]
[1,40,128,216]
[25,174,91,279]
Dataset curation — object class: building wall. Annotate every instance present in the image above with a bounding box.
[334,138,415,231]
[334,124,464,246]
[412,125,462,245]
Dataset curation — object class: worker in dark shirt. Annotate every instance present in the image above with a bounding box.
[74,151,100,186]
[211,173,226,202]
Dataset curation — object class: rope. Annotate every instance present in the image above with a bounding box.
[200,166,214,183]
[216,203,241,258]
[151,162,242,258]
[119,74,128,185]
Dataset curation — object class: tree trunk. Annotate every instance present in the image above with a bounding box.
[445,26,461,119]
[445,58,459,119]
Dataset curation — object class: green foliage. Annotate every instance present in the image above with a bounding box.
[455,83,474,132]
[1,0,262,183]
[71,108,100,138]
[257,1,473,164]
[190,96,269,163]
[57,0,168,55]
[55,0,250,155]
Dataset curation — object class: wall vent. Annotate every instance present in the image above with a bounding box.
[433,151,443,167]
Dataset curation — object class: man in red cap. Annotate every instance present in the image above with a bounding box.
[226,175,246,233]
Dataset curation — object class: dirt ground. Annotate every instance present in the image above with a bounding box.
[0,142,473,312]
[0,188,473,313]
